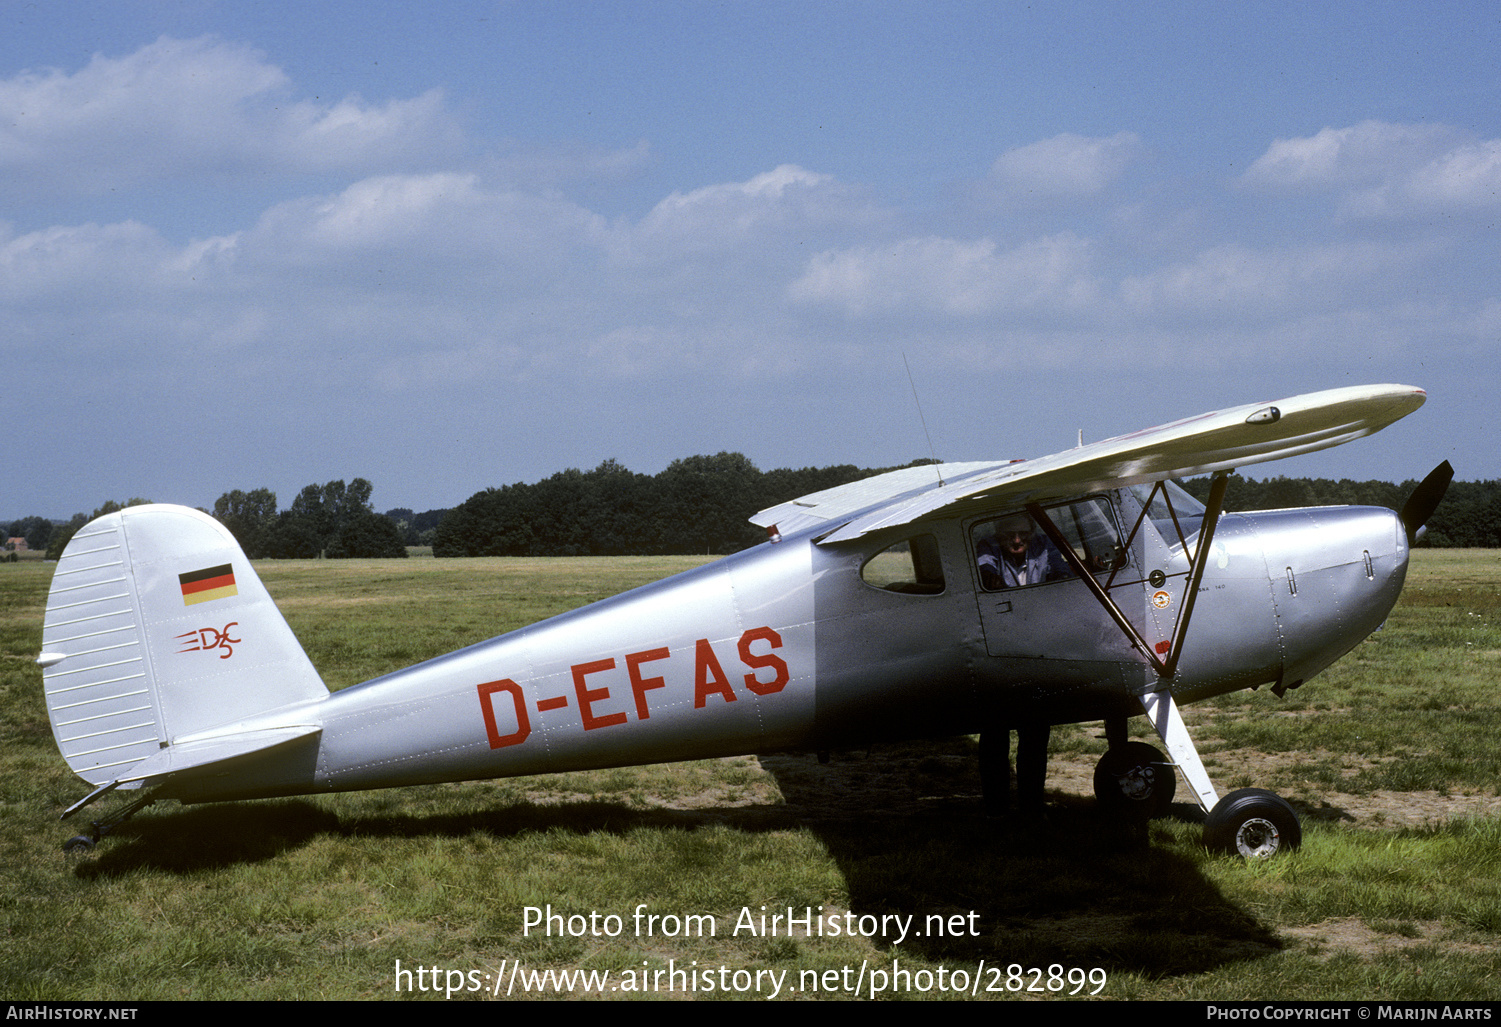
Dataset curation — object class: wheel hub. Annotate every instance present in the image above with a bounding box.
[1234,817,1281,858]
[1118,765,1156,801]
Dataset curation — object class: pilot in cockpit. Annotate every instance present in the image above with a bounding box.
[976,512,1064,590]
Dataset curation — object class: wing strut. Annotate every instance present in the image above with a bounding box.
[1026,501,1161,672]
[1160,472,1228,678]
[1026,472,1229,680]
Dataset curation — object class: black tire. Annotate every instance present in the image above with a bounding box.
[1093,742,1176,820]
[1204,788,1302,857]
[63,835,96,857]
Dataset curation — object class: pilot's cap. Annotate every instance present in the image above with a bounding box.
[996,513,1033,536]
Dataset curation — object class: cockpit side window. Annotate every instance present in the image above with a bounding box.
[860,534,945,595]
[973,496,1124,591]
[1052,496,1126,572]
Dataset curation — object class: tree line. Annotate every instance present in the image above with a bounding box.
[211,479,408,558]
[10,464,1501,563]
[8,480,412,561]
[433,460,1501,557]
[1178,474,1500,547]
[431,453,915,557]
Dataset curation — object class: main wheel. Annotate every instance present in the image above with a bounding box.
[1093,742,1175,820]
[1204,788,1301,857]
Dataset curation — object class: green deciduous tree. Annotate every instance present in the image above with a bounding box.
[327,511,409,558]
[212,488,279,558]
[283,478,377,555]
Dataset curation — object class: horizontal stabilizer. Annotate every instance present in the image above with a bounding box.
[59,725,322,818]
[114,724,322,786]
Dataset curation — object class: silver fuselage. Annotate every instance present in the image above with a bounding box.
[174,491,1408,804]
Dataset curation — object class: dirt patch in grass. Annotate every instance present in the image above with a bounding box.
[1191,744,1501,829]
[1292,787,1501,829]
[595,741,1501,832]
[1283,918,1495,959]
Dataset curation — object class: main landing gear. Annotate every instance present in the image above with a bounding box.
[1093,691,1301,857]
[986,706,1301,857]
[1017,476,1301,855]
[1093,740,1176,821]
[1202,788,1301,858]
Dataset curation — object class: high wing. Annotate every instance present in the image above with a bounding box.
[751,384,1426,543]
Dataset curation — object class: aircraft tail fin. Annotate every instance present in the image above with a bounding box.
[38,504,328,789]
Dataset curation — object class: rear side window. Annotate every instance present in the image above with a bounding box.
[861,534,945,595]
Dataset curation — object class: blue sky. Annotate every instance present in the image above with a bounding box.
[4,1,1498,519]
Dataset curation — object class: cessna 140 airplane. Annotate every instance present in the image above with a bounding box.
[38,383,1451,859]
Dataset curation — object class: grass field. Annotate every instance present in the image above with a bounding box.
[2,550,1499,1001]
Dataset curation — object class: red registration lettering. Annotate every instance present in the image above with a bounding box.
[693,638,736,707]
[477,679,530,749]
[738,626,789,696]
[625,647,670,720]
[572,658,628,730]
[486,626,791,737]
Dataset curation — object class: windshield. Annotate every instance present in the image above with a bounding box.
[1128,480,1207,551]
[1128,480,1206,519]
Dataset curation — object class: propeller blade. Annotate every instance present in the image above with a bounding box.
[1400,460,1454,544]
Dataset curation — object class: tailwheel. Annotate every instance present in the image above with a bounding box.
[63,834,97,857]
[1203,788,1301,858]
[59,790,158,856]
[1093,741,1175,820]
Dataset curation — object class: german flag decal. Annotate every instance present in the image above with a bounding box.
[179,564,238,606]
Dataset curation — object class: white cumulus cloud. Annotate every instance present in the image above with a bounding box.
[1404,139,1501,207]
[0,220,172,304]
[987,132,1143,197]
[626,164,883,259]
[1242,121,1501,217]
[789,233,1096,317]
[1118,240,1428,319]
[240,172,608,271]
[0,36,462,195]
